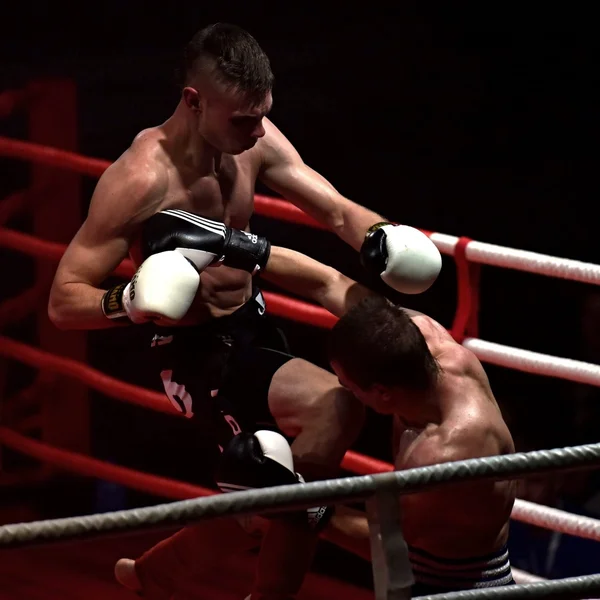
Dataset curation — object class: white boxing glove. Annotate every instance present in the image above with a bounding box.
[254,430,296,473]
[101,250,200,324]
[216,430,334,531]
[216,430,297,493]
[360,222,442,294]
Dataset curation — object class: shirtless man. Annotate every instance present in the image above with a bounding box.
[48,23,440,600]
[110,226,515,597]
[266,244,518,595]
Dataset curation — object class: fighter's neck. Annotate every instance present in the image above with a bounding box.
[162,101,222,176]
[392,388,443,430]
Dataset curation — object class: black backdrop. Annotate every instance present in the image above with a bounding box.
[2,3,600,582]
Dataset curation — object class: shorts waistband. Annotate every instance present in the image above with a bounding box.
[150,288,265,340]
[408,544,513,589]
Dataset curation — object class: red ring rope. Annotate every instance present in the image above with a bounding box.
[0,333,390,475]
[0,427,214,500]
[0,335,177,416]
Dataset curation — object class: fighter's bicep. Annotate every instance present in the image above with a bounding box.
[54,224,131,287]
[56,160,166,286]
[258,121,342,225]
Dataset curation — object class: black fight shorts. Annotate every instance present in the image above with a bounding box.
[148,289,294,450]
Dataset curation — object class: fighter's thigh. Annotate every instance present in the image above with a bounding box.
[268,357,365,460]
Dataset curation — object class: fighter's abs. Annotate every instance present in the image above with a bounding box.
[130,158,257,323]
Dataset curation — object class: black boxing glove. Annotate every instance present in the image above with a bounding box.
[216,431,334,531]
[141,209,271,274]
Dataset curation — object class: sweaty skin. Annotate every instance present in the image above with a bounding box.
[262,246,517,560]
[49,87,380,600]
[387,317,515,557]
[48,95,383,330]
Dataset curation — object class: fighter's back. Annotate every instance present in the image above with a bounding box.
[395,314,516,558]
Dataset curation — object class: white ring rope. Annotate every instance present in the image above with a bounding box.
[512,499,600,543]
[462,338,600,387]
[429,233,600,286]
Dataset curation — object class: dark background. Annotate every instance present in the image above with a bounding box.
[2,2,600,586]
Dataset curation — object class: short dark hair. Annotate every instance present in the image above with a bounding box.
[328,296,441,390]
[181,23,273,104]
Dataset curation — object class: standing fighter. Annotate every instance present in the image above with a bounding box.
[48,23,441,600]
[110,221,513,597]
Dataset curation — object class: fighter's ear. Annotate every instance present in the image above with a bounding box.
[182,87,202,113]
[372,383,392,402]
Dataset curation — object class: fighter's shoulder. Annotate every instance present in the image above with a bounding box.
[257,118,301,165]
[436,342,476,373]
[404,426,474,469]
[88,129,169,227]
[97,129,169,201]
[261,117,285,141]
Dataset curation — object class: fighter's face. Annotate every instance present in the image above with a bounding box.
[192,83,272,155]
[331,361,395,415]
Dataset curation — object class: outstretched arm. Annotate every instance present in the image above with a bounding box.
[259,120,387,251]
[261,246,375,317]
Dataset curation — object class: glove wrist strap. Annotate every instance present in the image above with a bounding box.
[224,231,271,275]
[365,221,392,237]
[101,283,132,322]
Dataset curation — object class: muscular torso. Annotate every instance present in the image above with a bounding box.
[127,127,262,324]
[392,314,516,558]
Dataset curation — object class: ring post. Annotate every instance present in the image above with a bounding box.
[367,488,414,599]
[28,79,90,463]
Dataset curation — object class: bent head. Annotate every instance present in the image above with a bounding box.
[180,23,274,154]
[328,296,441,414]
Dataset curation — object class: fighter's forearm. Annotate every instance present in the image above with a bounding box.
[261,246,335,302]
[321,506,372,561]
[333,197,388,252]
[261,246,374,317]
[48,282,127,330]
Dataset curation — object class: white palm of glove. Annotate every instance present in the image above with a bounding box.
[362,223,442,295]
[123,250,201,324]
[380,224,442,294]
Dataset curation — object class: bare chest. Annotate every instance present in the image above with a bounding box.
[159,156,256,230]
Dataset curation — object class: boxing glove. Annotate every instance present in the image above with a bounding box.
[101,250,200,324]
[216,430,334,531]
[141,209,271,275]
[360,222,442,294]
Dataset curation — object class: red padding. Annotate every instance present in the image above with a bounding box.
[450,236,474,343]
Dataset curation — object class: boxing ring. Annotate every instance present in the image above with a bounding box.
[2,79,600,599]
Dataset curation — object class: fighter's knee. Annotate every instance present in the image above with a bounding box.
[300,385,365,441]
[216,431,334,532]
[269,358,336,405]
